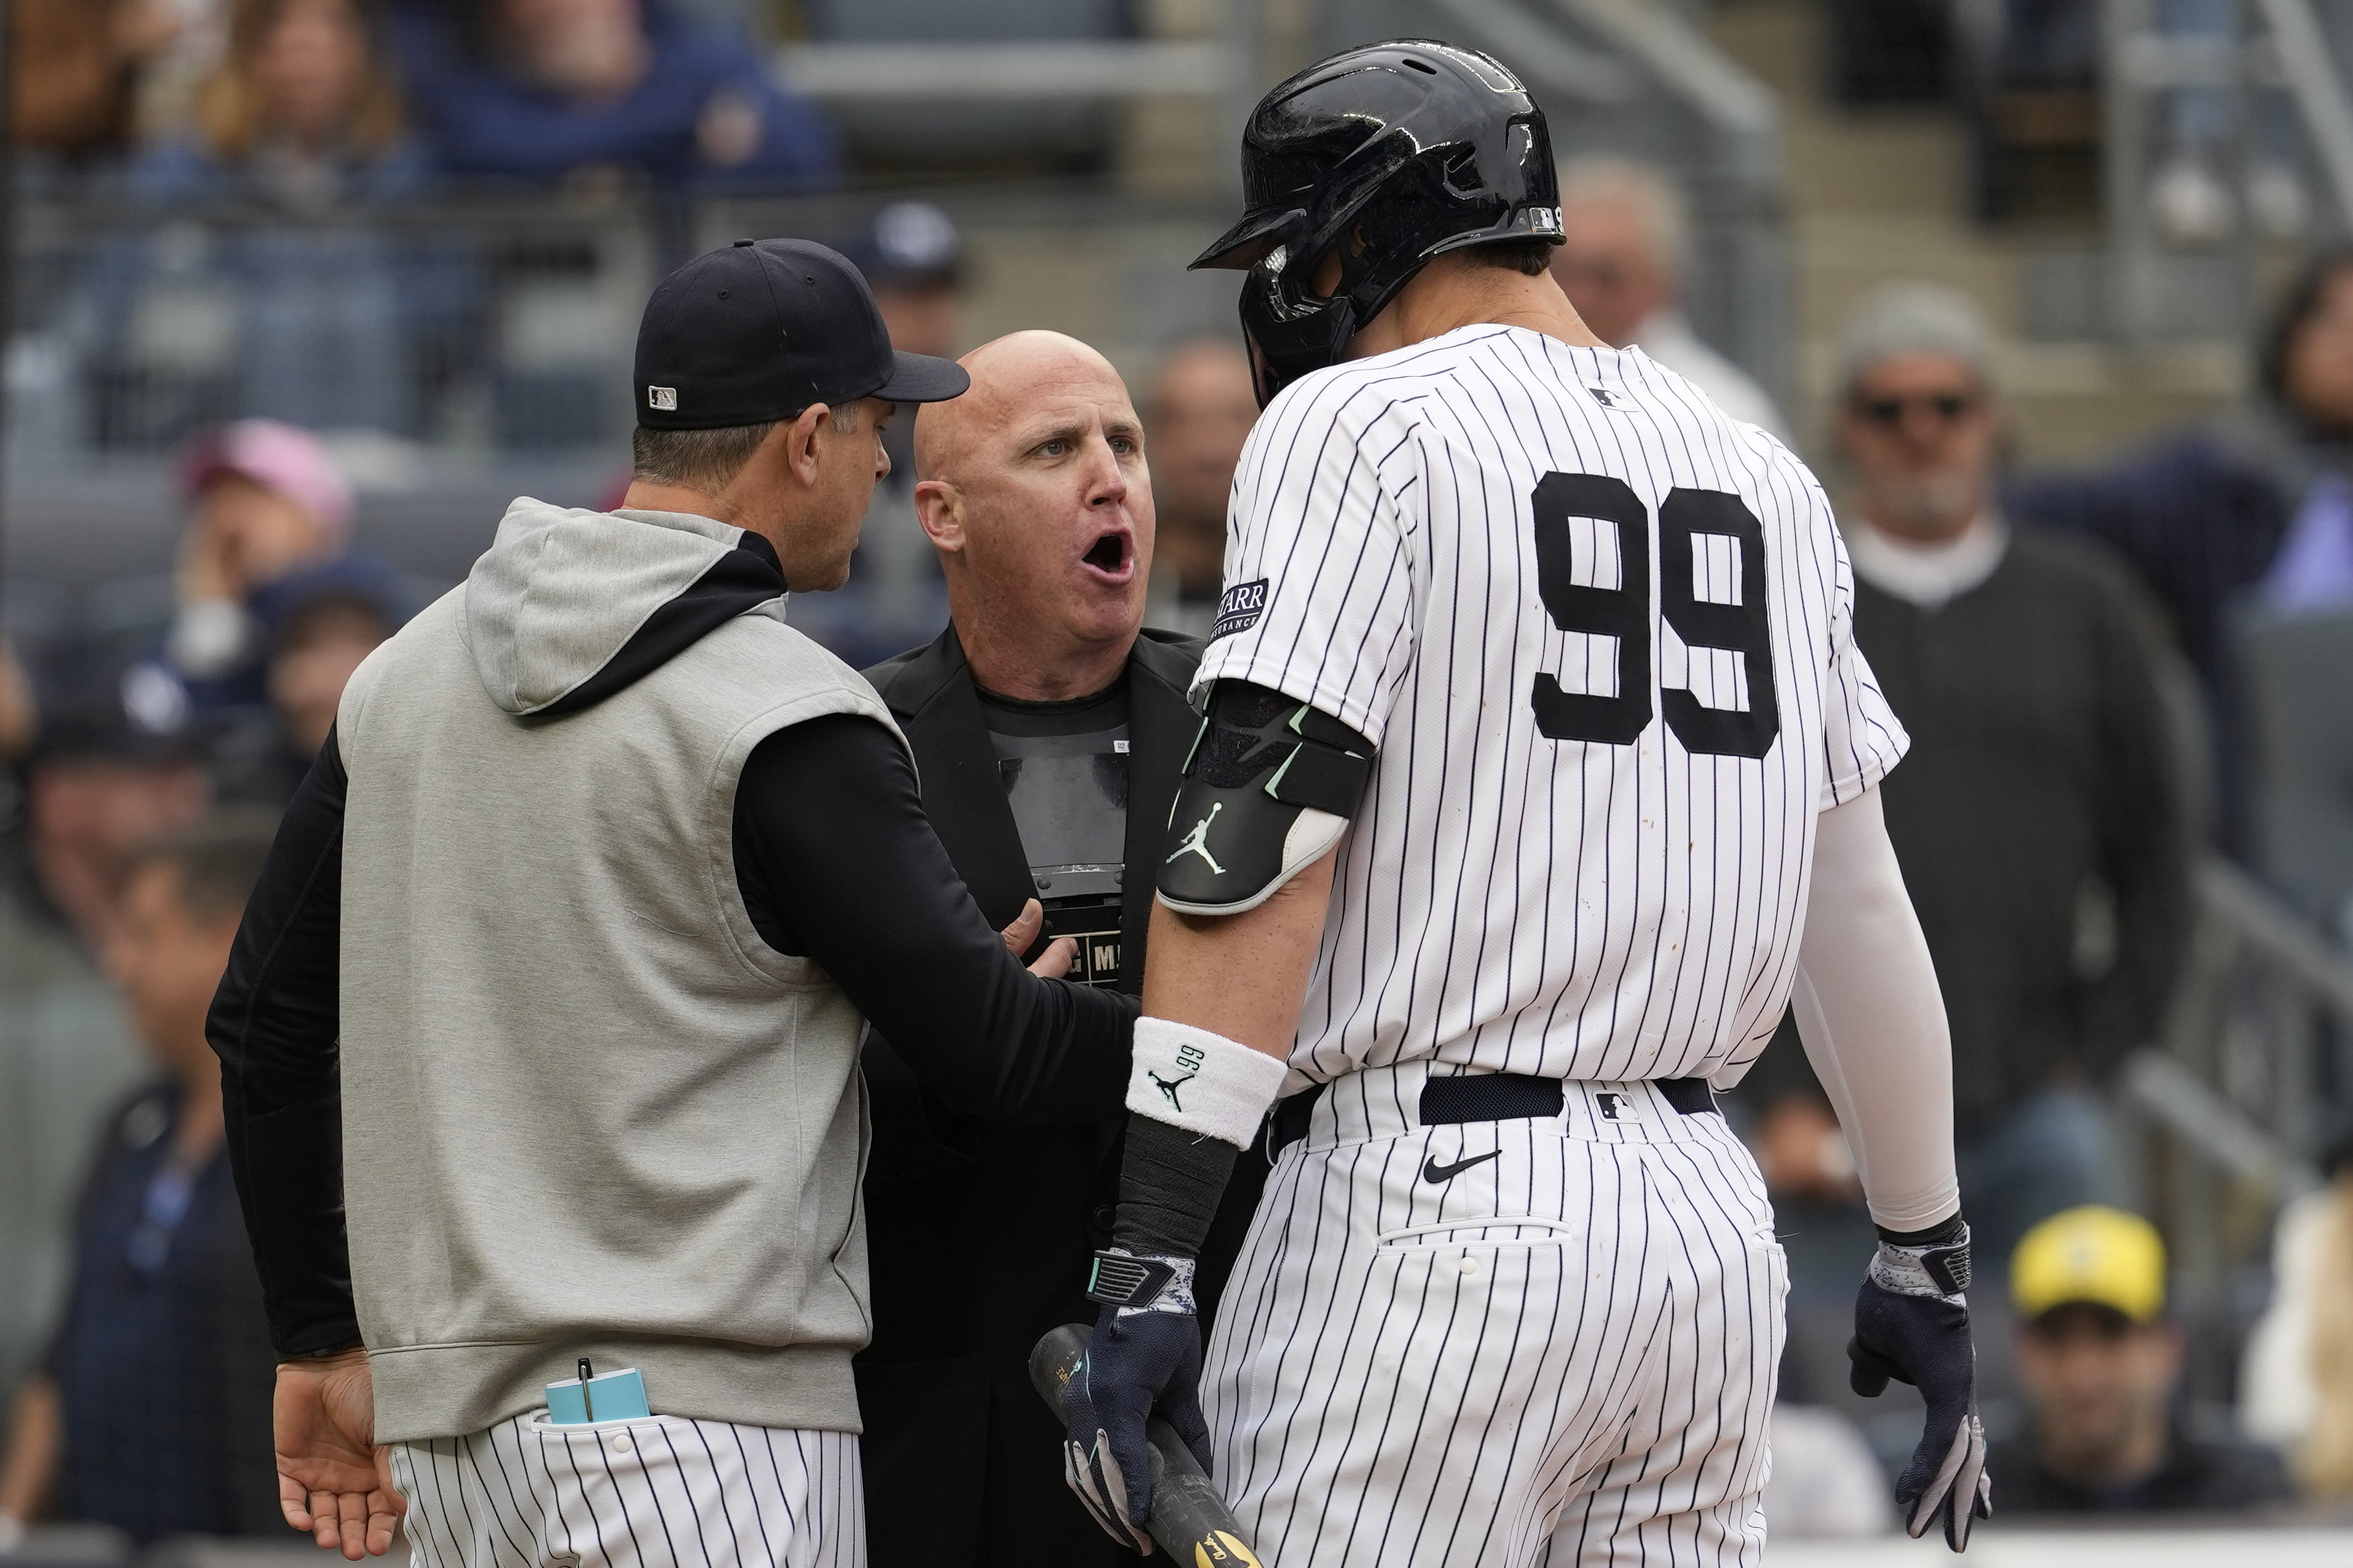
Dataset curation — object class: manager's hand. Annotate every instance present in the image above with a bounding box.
[1003,897,1078,979]
[274,1350,404,1558]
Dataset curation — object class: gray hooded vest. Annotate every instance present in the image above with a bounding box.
[334,499,901,1442]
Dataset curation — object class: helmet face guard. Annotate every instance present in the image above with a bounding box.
[1237,241,1358,407]
[1195,40,1565,408]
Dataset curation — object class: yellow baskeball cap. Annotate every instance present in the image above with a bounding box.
[2010,1205,2166,1324]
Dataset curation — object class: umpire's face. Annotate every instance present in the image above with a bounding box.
[913,332,1153,658]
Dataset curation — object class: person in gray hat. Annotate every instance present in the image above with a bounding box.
[206,239,1138,1567]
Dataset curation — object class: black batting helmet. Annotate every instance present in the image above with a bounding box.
[1191,39,1563,407]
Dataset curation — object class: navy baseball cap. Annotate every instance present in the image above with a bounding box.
[634,237,969,431]
[841,201,964,291]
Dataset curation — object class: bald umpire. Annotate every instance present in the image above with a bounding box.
[205,240,1138,1568]
[854,331,1264,1566]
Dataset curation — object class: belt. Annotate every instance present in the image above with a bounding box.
[1267,1073,1716,1157]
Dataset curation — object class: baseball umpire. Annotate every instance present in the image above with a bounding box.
[207,239,1139,1568]
[854,332,1266,1565]
[1059,41,1992,1564]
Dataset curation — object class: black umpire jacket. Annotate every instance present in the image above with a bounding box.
[855,624,1265,1568]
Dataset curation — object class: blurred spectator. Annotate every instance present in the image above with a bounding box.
[20,669,213,954]
[2012,248,2353,847]
[1989,1205,2293,1513]
[130,0,235,145]
[805,204,967,665]
[0,815,282,1545]
[848,200,966,363]
[1550,157,1789,440]
[0,641,34,765]
[10,1,175,156]
[1836,285,2188,1266]
[257,558,407,760]
[106,7,438,437]
[2242,1145,2353,1500]
[385,0,838,190]
[133,0,430,210]
[1762,1402,1892,1538]
[165,420,357,712]
[1,669,205,1454]
[1143,336,1253,640]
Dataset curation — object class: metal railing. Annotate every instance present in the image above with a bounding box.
[2101,0,2353,343]
[8,196,667,462]
[2120,853,2353,1396]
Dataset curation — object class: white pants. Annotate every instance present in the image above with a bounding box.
[1204,1067,1788,1567]
[391,1414,862,1568]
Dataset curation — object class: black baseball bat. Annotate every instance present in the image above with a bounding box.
[1029,1324,1265,1565]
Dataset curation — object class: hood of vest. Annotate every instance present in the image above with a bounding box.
[464,497,789,718]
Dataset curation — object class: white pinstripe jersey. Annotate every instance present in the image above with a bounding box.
[1193,324,1908,1089]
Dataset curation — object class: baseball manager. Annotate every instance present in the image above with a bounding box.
[207,239,1137,1568]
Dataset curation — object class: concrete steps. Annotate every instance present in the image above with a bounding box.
[1706,0,2242,466]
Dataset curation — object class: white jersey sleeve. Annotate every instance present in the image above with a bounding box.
[1191,380,1420,744]
[1813,493,1908,810]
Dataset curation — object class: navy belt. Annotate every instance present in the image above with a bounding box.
[1267,1073,1715,1157]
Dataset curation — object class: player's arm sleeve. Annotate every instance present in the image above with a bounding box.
[1191,387,1419,746]
[207,731,361,1358]
[1787,785,1961,1234]
[732,714,1134,1127]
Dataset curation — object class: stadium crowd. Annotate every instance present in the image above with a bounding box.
[0,7,2350,1550]
[14,0,833,196]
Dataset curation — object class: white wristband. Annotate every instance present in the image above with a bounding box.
[1127,1017,1289,1148]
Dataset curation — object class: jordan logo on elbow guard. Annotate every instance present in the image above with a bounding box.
[1149,1070,1197,1111]
[1166,804,1226,875]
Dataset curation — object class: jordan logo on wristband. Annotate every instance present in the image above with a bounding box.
[1149,1069,1196,1111]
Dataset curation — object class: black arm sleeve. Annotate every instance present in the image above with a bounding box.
[733,713,1134,1126]
[207,730,360,1358]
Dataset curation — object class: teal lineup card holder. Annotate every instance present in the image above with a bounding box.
[546,1360,650,1425]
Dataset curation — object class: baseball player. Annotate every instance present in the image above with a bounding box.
[1059,40,1991,1565]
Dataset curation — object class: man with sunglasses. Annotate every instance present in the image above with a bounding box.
[1833,284,2189,1271]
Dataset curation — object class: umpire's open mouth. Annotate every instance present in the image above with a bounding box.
[1078,527,1135,586]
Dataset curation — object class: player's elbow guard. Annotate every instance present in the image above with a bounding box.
[1156,680,1374,916]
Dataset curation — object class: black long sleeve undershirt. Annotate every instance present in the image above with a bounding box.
[731,714,1134,1124]
[209,714,1134,1356]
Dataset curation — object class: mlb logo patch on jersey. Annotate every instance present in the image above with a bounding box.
[1210,578,1270,641]
[1587,386,1633,411]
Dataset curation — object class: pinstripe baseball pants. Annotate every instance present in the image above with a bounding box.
[1204,1066,1788,1567]
[390,1415,862,1568]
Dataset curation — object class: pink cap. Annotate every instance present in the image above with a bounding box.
[179,420,354,536]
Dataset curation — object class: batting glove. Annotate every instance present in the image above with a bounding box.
[1061,1249,1211,1553]
[1848,1216,1992,1552]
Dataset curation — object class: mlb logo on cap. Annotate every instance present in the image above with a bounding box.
[633,237,967,431]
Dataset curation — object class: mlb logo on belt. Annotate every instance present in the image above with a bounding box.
[1594,1091,1631,1121]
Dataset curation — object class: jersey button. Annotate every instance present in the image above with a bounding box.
[1091,1205,1117,1233]
[608,1432,633,1454]
[1456,1255,1482,1278]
